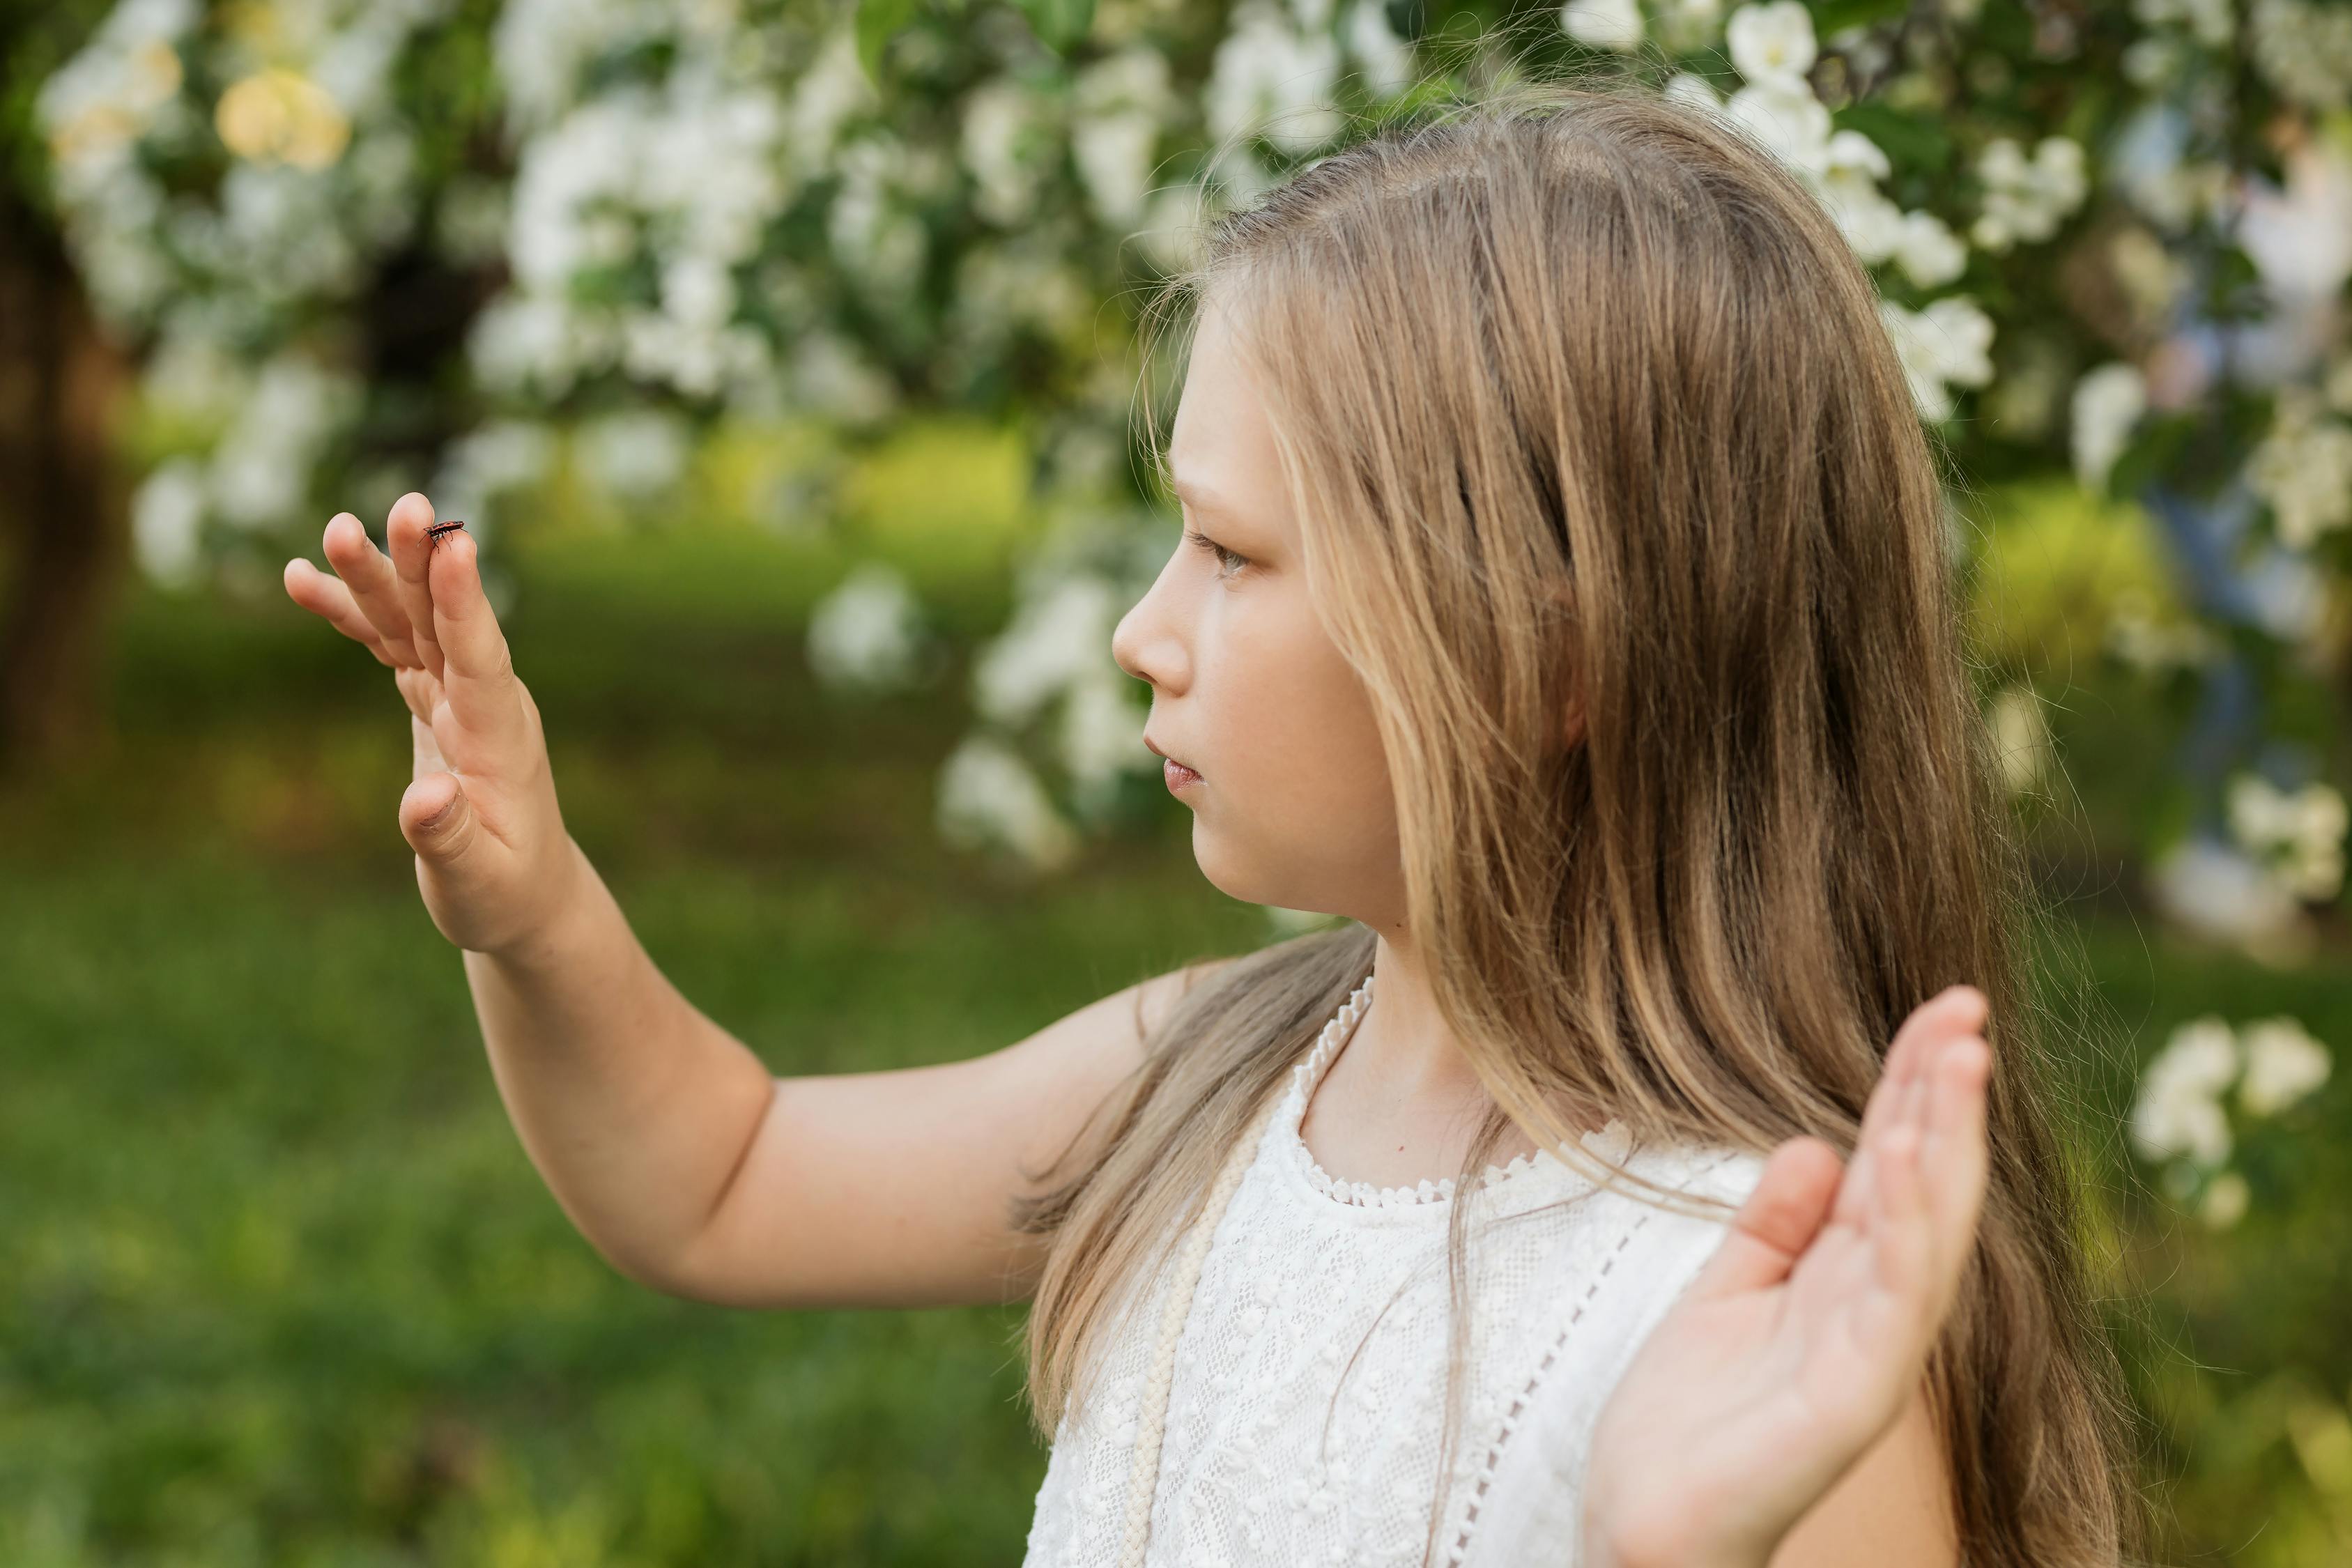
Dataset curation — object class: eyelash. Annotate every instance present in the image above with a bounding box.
[1186,528,1248,578]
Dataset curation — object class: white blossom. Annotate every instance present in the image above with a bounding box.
[1879,298,1994,422]
[972,572,1123,727]
[1663,72,1724,112]
[1059,666,1154,802]
[1726,1,1817,88]
[2130,1015,2240,1166]
[578,408,690,500]
[2238,1017,2332,1116]
[2247,392,2352,548]
[2147,837,2313,963]
[808,561,929,693]
[1728,78,1831,176]
[1561,0,1645,52]
[132,456,208,590]
[1073,50,1173,228]
[208,353,361,530]
[936,734,1079,871]
[1971,136,2087,252]
[2250,0,2352,110]
[1205,2,1342,155]
[2135,0,2236,48]
[790,331,896,424]
[1892,210,1967,287]
[2198,1170,2249,1229]
[1346,0,1417,95]
[2227,772,2347,900]
[963,78,1055,227]
[2070,363,2148,491]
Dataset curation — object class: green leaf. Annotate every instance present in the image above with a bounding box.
[1812,0,1910,34]
[1013,0,1097,53]
[1834,100,1953,172]
[856,0,918,84]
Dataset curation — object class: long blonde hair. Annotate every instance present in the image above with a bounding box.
[1011,85,2149,1568]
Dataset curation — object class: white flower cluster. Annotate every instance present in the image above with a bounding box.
[2147,837,2318,965]
[2250,0,2352,110]
[1563,0,1725,52]
[2247,390,2352,548]
[2070,362,2148,491]
[475,6,829,406]
[2130,1011,2331,1227]
[131,351,361,590]
[1970,136,2089,252]
[38,0,446,330]
[2227,772,2349,901]
[1877,298,1994,423]
[938,523,1167,868]
[806,561,935,693]
[1652,3,1992,421]
[2149,771,2346,964]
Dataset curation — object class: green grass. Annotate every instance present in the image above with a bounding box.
[1,525,2347,1563]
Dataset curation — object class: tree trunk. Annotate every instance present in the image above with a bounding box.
[0,185,132,781]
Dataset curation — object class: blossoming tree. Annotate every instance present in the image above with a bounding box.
[29,0,2352,943]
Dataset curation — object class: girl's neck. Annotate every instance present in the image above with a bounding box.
[1322,935,1615,1150]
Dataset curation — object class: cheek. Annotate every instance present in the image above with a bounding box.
[1208,605,1394,833]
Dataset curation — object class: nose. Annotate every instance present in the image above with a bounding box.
[1112,560,1187,693]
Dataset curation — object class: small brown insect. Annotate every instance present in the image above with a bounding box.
[424,519,468,551]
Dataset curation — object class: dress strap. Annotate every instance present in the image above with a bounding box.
[1113,1079,1289,1568]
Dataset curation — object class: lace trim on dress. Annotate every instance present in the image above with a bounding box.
[1281,975,1634,1209]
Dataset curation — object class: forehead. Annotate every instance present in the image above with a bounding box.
[1167,300,1284,520]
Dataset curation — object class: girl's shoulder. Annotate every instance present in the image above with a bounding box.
[1452,1138,1770,1567]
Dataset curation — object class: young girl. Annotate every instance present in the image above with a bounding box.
[283,88,2143,1568]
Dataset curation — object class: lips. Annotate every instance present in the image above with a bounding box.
[1144,734,1203,793]
[1142,735,1198,774]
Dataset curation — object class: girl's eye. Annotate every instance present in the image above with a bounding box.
[1186,528,1248,578]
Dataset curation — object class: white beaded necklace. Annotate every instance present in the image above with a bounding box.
[1109,973,1375,1568]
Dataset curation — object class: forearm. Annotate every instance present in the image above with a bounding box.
[460,836,776,1288]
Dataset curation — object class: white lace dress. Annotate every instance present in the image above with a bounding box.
[1020,976,1768,1568]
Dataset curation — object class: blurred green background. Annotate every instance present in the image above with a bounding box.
[0,505,2344,1564]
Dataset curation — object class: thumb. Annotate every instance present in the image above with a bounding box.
[1684,1135,1845,1302]
[400,772,478,859]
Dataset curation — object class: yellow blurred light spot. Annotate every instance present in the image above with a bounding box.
[216,67,349,169]
[130,39,183,109]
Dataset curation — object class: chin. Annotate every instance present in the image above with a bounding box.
[1190,831,1320,916]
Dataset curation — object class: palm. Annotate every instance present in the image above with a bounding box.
[1582,986,1994,1568]
[283,493,569,955]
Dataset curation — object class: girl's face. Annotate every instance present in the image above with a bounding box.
[1112,299,1402,925]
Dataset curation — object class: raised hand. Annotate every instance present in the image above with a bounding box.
[283,493,583,957]
[1579,985,1994,1568]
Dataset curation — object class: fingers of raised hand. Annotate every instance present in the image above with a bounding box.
[284,556,398,667]
[1861,1012,1992,1343]
[422,520,529,747]
[386,493,449,683]
[321,512,426,666]
[1837,985,1989,1230]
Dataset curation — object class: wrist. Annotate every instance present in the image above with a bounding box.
[481,836,601,970]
